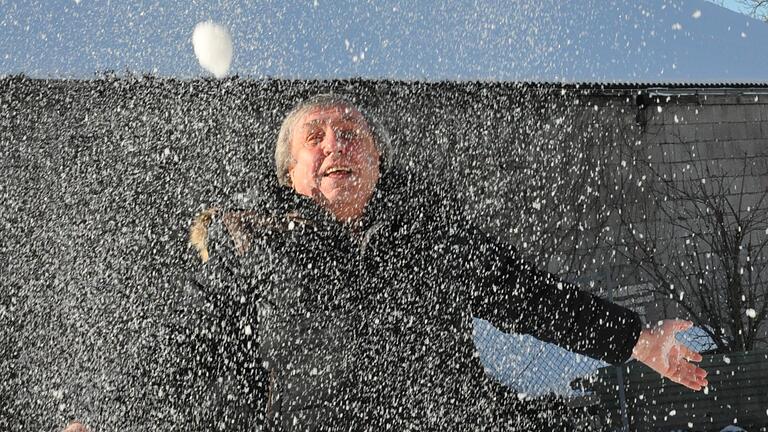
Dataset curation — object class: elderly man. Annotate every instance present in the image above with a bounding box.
[177,94,707,431]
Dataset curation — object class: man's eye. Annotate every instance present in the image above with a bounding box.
[336,130,358,141]
[306,133,323,145]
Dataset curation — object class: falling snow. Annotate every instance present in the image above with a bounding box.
[2,0,768,431]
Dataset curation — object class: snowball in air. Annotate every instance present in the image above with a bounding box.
[692,10,701,19]
[746,308,756,318]
[192,21,233,78]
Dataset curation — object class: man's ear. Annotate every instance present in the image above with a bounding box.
[286,167,294,186]
[286,158,299,186]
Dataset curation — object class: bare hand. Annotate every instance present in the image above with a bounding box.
[631,320,708,391]
[63,421,88,432]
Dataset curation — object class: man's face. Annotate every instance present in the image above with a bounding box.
[288,104,381,220]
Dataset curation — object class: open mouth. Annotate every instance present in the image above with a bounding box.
[324,167,353,178]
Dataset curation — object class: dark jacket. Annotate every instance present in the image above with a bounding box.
[173,169,642,431]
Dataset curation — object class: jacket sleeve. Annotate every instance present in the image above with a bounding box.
[452,223,642,365]
[166,213,266,430]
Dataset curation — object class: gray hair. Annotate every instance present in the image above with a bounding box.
[275,93,391,187]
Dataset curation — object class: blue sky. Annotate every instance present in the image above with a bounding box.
[1,0,766,82]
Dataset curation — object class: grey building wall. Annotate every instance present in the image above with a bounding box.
[545,89,768,344]
[629,90,768,347]
[559,89,768,431]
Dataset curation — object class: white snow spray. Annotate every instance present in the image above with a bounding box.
[192,21,233,78]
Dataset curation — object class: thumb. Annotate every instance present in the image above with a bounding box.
[670,319,693,332]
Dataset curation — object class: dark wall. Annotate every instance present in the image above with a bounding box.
[0,76,630,430]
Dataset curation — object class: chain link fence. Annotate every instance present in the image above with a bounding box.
[472,272,616,397]
[473,318,608,397]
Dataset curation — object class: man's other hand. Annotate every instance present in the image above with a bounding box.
[63,421,89,432]
[631,319,709,391]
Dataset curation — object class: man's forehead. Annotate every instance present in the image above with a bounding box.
[300,105,368,128]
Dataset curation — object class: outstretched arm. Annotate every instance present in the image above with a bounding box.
[455,222,708,390]
[454,224,642,365]
[630,320,708,391]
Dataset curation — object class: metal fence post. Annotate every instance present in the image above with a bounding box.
[608,272,630,432]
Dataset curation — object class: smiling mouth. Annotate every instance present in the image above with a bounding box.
[324,167,353,177]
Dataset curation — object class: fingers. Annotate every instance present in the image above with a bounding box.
[679,345,703,363]
[679,362,706,381]
[675,375,706,391]
[678,370,708,391]
[694,367,708,380]
[667,356,708,391]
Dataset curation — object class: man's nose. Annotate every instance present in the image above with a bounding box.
[321,128,347,155]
